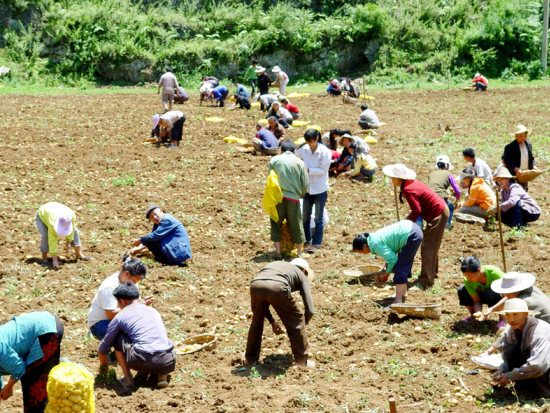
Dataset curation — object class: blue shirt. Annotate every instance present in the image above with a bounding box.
[140,213,192,265]
[212,86,228,101]
[256,129,278,151]
[0,312,57,383]
[236,84,250,98]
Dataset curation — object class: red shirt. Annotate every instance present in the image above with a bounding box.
[402,180,446,222]
[472,75,488,85]
[285,104,299,113]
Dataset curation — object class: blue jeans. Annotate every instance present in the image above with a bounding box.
[303,191,328,247]
[392,223,423,284]
[90,320,111,340]
[416,199,454,229]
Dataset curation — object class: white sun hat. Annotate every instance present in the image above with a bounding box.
[255,66,266,73]
[337,134,355,146]
[382,164,416,180]
[491,272,536,294]
[290,258,315,283]
[435,155,453,170]
[510,125,532,136]
[494,168,514,179]
[272,66,281,72]
[494,298,540,315]
[474,73,481,77]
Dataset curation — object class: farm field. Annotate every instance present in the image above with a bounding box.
[0,86,550,412]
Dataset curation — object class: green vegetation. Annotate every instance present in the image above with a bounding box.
[0,0,549,88]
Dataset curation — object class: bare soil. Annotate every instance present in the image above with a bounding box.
[0,86,550,412]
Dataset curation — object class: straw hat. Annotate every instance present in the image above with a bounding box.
[382,164,416,180]
[510,125,532,136]
[272,66,281,73]
[54,214,73,237]
[255,66,266,73]
[494,168,514,179]
[491,272,536,294]
[338,134,355,146]
[495,298,540,315]
[291,258,315,283]
[435,155,453,170]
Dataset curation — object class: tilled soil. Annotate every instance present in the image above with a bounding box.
[0,86,549,412]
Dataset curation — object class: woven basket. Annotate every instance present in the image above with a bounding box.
[454,212,485,226]
[175,334,217,355]
[517,169,543,183]
[390,303,442,319]
[342,265,384,279]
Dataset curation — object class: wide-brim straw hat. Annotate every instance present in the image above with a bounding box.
[255,67,266,73]
[272,66,281,72]
[494,298,540,315]
[383,164,416,180]
[291,258,315,283]
[510,125,532,136]
[435,155,453,170]
[338,134,355,146]
[491,272,536,294]
[494,168,514,179]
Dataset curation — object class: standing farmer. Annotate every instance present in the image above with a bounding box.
[272,66,289,96]
[157,67,179,112]
[268,140,309,257]
[502,125,536,191]
[243,59,259,96]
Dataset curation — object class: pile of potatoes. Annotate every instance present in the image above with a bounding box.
[279,220,296,256]
[45,362,95,413]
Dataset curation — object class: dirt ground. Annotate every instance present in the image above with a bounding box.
[0,85,550,413]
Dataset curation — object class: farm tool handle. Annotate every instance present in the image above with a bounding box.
[389,397,397,413]
[393,186,400,221]
[495,190,507,272]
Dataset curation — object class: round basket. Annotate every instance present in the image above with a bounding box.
[470,354,503,370]
[342,265,384,279]
[389,303,442,319]
[175,334,217,355]
[517,169,543,184]
[454,212,485,226]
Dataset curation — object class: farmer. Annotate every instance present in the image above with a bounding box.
[427,155,461,229]
[207,85,229,107]
[201,75,219,88]
[327,79,341,96]
[296,129,332,253]
[329,134,353,177]
[457,256,507,328]
[257,67,272,97]
[266,116,286,143]
[471,72,488,92]
[462,147,493,188]
[272,66,289,96]
[383,164,449,287]
[228,93,251,110]
[0,312,64,413]
[259,93,277,112]
[199,82,213,106]
[244,259,315,368]
[173,86,189,104]
[348,79,361,98]
[458,168,496,221]
[128,205,192,266]
[234,81,251,98]
[152,111,185,148]
[352,220,423,304]
[358,104,380,130]
[157,67,179,111]
[253,123,278,156]
[87,258,153,340]
[36,202,90,269]
[481,299,550,398]
[268,101,293,128]
[341,141,377,182]
[243,59,259,95]
[491,272,550,324]
[98,282,176,389]
[321,128,342,152]
[494,168,541,229]
[268,140,309,257]
[281,98,300,119]
[503,125,536,191]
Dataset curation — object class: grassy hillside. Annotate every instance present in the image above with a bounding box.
[0,0,548,86]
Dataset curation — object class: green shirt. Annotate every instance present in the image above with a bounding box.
[268,152,309,201]
[464,265,504,296]
[243,65,258,81]
[367,220,413,273]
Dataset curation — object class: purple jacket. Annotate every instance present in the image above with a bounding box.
[500,183,541,215]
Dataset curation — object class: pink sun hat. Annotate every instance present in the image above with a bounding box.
[152,114,160,129]
[54,214,73,237]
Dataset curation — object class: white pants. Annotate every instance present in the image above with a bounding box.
[279,78,289,96]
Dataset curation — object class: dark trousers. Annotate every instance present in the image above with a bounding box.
[475,82,487,91]
[457,285,502,307]
[22,317,64,413]
[114,332,176,375]
[249,79,257,95]
[392,223,423,284]
[303,191,328,247]
[245,280,309,363]
[501,204,540,228]
[358,120,378,130]
[238,99,251,110]
[218,90,229,107]
[328,86,341,95]
[278,118,292,128]
[170,117,185,141]
[144,240,172,265]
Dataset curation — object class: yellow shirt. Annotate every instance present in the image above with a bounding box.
[37,202,76,255]
[349,153,377,177]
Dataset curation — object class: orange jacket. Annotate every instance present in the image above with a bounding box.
[463,178,496,211]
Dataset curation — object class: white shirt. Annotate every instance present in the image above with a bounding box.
[296,143,331,195]
[160,110,184,129]
[470,158,492,187]
[276,107,293,121]
[359,109,380,127]
[260,94,277,107]
[87,272,140,327]
[158,72,179,95]
[519,143,529,170]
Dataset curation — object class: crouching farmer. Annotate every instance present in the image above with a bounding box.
[481,299,550,398]
[245,259,315,368]
[98,282,176,389]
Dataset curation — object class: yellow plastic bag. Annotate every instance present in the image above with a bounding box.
[379,122,386,126]
[258,119,269,125]
[363,137,378,143]
[308,125,322,131]
[262,170,283,222]
[205,117,225,122]
[251,102,261,107]
[358,94,375,100]
[223,136,248,144]
[294,137,306,145]
[45,362,95,413]
[292,120,310,127]
[287,92,311,98]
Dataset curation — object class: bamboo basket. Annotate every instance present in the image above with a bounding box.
[389,303,442,319]
[517,169,543,183]
[342,265,384,279]
[175,334,217,355]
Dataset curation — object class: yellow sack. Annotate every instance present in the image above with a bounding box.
[45,362,95,413]
[287,92,311,98]
[262,170,283,222]
[223,136,248,144]
[358,94,375,100]
[363,137,378,143]
[205,117,225,122]
[251,102,261,107]
[280,220,298,256]
[308,125,322,131]
[294,137,306,145]
[292,120,310,127]
[258,119,269,125]
[379,122,386,126]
